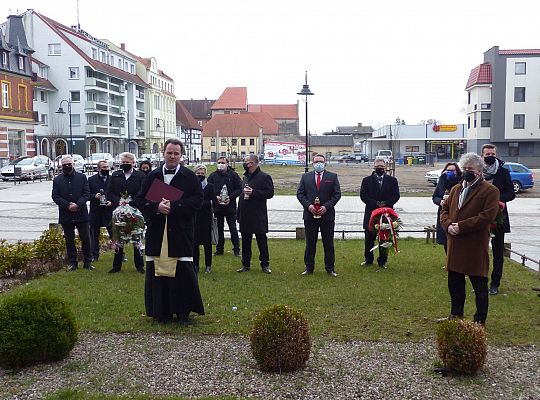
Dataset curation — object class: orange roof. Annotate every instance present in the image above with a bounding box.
[248,104,298,120]
[211,87,247,110]
[248,112,278,134]
[465,63,492,89]
[176,100,200,130]
[203,113,279,138]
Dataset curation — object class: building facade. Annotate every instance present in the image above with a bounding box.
[466,46,540,167]
[0,15,36,166]
[176,100,201,164]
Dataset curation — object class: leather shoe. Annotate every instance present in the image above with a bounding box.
[301,270,313,275]
[327,270,338,277]
[262,267,272,274]
[67,264,78,271]
[108,268,121,273]
[236,266,250,273]
[136,267,145,274]
[233,250,241,257]
[213,251,224,256]
[361,261,373,266]
[205,266,211,273]
[488,286,499,295]
[83,264,95,270]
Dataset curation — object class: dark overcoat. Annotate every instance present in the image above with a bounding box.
[440,179,500,277]
[207,167,242,216]
[432,172,462,245]
[51,171,90,224]
[194,182,215,245]
[87,173,113,227]
[360,173,400,230]
[107,169,146,207]
[297,170,341,221]
[237,167,274,234]
[488,159,515,233]
[134,166,203,257]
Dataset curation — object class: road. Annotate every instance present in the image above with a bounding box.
[0,179,539,271]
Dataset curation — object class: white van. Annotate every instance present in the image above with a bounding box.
[376,149,393,162]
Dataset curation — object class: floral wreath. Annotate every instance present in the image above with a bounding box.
[368,207,402,253]
[112,192,145,251]
[490,201,506,236]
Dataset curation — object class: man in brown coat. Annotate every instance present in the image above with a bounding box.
[440,152,499,324]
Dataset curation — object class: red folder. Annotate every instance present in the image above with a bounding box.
[145,178,184,202]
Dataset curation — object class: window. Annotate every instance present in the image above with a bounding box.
[231,138,237,146]
[154,95,160,110]
[515,62,526,75]
[130,64,134,74]
[249,139,255,146]
[508,142,519,156]
[69,67,79,79]
[48,43,61,55]
[1,52,6,65]
[100,51,106,63]
[473,104,477,110]
[40,113,48,125]
[467,92,471,104]
[480,103,491,110]
[70,91,81,102]
[32,88,36,101]
[513,114,525,129]
[40,91,47,103]
[1,82,10,108]
[467,117,470,129]
[405,146,419,152]
[473,116,477,128]
[514,87,526,102]
[91,48,97,59]
[118,59,122,69]
[241,138,246,146]
[220,138,226,146]
[124,61,128,71]
[18,56,24,70]
[210,137,216,146]
[38,66,47,78]
[110,55,114,65]
[480,112,491,127]
[71,114,81,126]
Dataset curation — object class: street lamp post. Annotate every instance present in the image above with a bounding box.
[156,119,165,163]
[122,110,130,153]
[297,71,314,173]
[56,100,73,155]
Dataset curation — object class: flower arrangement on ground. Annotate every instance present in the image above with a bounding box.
[112,193,145,251]
[368,207,402,253]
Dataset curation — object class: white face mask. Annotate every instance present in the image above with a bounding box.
[217,163,227,171]
[313,162,325,173]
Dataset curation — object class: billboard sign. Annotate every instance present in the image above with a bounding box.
[264,141,306,165]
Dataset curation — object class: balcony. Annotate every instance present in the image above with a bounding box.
[86,124,109,134]
[85,77,108,90]
[135,110,145,119]
[136,91,145,101]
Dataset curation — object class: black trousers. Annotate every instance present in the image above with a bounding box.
[448,270,488,323]
[61,221,92,266]
[304,218,335,272]
[215,212,240,253]
[113,244,144,270]
[490,230,505,288]
[364,230,388,265]
[90,218,112,260]
[193,244,212,269]
[241,233,269,269]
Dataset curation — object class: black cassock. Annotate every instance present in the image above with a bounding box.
[135,166,205,322]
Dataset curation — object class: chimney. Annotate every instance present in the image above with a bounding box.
[121,43,125,51]
[358,122,363,127]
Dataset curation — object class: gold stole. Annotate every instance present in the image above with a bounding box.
[154,218,177,277]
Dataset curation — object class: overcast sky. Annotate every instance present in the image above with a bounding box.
[3,1,540,134]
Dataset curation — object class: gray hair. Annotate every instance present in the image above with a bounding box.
[60,155,73,164]
[373,157,387,165]
[194,163,207,172]
[245,154,259,164]
[459,152,484,171]
[119,152,135,162]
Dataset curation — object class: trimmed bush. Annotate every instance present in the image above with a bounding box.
[0,291,78,368]
[0,240,34,278]
[33,228,66,262]
[436,319,487,375]
[250,304,311,372]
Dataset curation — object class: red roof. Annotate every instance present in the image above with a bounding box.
[31,57,49,67]
[202,113,278,138]
[248,112,278,134]
[176,101,200,130]
[211,87,247,110]
[499,49,540,55]
[33,77,57,91]
[465,63,492,89]
[248,104,298,120]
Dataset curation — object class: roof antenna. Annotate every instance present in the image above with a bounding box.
[76,0,80,30]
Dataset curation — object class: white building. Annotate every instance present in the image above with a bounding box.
[8,10,148,158]
[466,46,540,167]
[176,100,202,163]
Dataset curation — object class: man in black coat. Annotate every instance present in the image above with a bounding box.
[237,155,274,274]
[51,155,93,271]
[360,158,400,268]
[134,139,204,323]
[87,160,113,261]
[481,144,515,295]
[107,152,146,273]
[297,154,341,276]
[207,156,242,256]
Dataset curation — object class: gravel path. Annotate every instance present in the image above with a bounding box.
[1,333,539,399]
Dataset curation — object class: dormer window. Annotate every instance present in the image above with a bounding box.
[18,56,24,70]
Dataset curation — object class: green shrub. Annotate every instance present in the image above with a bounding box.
[436,319,487,375]
[0,291,78,368]
[33,228,66,262]
[250,304,311,372]
[0,240,35,278]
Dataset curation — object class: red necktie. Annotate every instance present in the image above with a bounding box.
[316,172,321,190]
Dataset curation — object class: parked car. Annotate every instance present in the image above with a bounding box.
[138,153,163,167]
[85,152,114,171]
[52,154,85,173]
[424,161,534,193]
[0,155,53,181]
[376,149,393,162]
[353,153,370,162]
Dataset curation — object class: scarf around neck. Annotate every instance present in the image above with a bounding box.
[483,159,499,181]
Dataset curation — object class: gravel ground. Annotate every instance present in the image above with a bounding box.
[1,333,539,399]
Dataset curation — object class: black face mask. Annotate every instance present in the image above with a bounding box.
[121,163,132,173]
[375,168,385,176]
[100,169,110,176]
[197,175,205,182]
[463,170,476,182]
[141,169,150,175]
[243,163,250,172]
[484,156,496,165]
[62,165,73,175]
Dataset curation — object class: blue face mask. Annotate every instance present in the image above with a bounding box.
[313,162,325,173]
[446,171,456,179]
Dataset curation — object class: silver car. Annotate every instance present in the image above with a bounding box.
[0,156,53,181]
[85,152,114,172]
[53,154,86,173]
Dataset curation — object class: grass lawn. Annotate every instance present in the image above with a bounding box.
[2,238,539,345]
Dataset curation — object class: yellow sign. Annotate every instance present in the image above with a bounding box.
[439,125,457,132]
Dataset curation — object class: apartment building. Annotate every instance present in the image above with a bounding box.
[176,100,202,163]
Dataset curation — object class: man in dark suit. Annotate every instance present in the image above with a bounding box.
[481,144,515,295]
[87,160,113,261]
[51,155,93,271]
[237,154,274,274]
[107,152,146,273]
[360,158,400,268]
[297,154,341,276]
[134,138,204,324]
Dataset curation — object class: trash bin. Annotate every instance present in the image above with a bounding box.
[407,157,413,165]
[412,157,418,165]
[398,157,403,165]
[427,152,435,167]
[417,155,426,164]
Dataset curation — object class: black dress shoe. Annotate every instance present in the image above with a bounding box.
[301,270,314,275]
[262,267,272,274]
[205,266,211,273]
[236,266,251,272]
[108,267,121,273]
[67,264,78,271]
[136,267,145,274]
[327,270,338,277]
[83,264,95,270]
[213,251,224,256]
[233,250,241,257]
